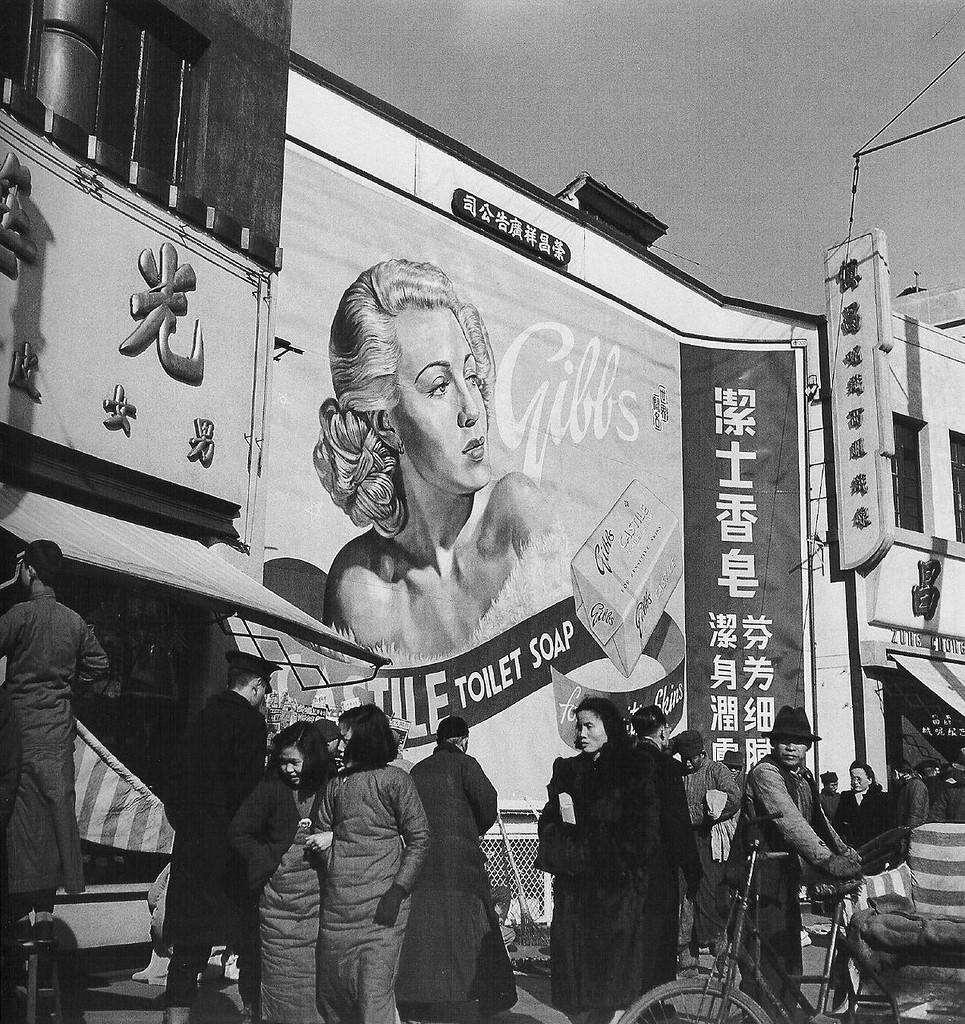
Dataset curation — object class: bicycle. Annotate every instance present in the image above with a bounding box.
[617,817,905,1024]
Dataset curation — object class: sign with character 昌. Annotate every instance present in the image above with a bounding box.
[261,151,806,799]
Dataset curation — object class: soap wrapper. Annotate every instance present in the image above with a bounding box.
[571,480,683,677]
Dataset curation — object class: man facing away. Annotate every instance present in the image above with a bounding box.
[0,540,109,938]
[396,715,516,1019]
[630,705,701,989]
[162,650,277,1024]
[731,705,861,1014]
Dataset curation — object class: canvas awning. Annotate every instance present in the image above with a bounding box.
[0,486,386,667]
[890,652,965,720]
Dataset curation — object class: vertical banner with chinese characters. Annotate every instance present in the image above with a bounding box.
[825,230,895,570]
[680,345,805,769]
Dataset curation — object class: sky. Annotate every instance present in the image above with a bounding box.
[291,0,965,317]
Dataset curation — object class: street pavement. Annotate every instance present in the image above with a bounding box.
[15,916,965,1023]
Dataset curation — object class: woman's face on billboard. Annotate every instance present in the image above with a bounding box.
[389,307,492,497]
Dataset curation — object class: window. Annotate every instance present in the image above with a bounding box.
[892,415,924,532]
[0,1,203,185]
[96,3,204,183]
[952,432,965,543]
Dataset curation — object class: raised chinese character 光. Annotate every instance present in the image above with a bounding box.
[0,152,38,281]
[849,438,867,460]
[122,242,204,386]
[843,344,862,367]
[103,385,137,437]
[911,558,941,621]
[846,373,864,397]
[9,341,40,400]
[841,302,862,335]
[717,549,759,599]
[836,257,861,293]
[187,417,216,468]
[850,473,868,496]
[852,506,872,530]
[716,441,757,490]
[846,407,864,430]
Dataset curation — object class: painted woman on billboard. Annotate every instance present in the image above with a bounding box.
[313,259,553,655]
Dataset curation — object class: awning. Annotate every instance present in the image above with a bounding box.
[890,653,965,720]
[0,486,386,667]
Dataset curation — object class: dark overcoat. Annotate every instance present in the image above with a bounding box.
[537,744,659,1013]
[636,740,701,988]
[164,688,267,946]
[832,785,893,848]
[396,742,515,1011]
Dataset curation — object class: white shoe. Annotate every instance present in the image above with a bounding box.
[132,950,170,985]
[801,929,812,947]
[222,952,240,981]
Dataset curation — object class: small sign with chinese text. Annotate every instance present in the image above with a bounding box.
[452,189,570,269]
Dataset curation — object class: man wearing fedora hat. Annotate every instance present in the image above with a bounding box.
[162,649,278,1024]
[733,705,861,1013]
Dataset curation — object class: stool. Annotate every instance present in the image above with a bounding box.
[1,937,63,1024]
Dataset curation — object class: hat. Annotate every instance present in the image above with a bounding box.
[673,729,704,759]
[225,650,280,687]
[765,705,820,743]
[819,771,838,784]
[437,715,470,742]
[315,718,341,743]
[723,749,744,769]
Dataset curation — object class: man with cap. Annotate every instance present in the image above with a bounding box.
[731,706,861,1013]
[671,728,741,970]
[162,649,277,1024]
[892,760,929,830]
[396,716,516,1018]
[819,771,840,822]
[0,540,109,938]
[630,705,701,990]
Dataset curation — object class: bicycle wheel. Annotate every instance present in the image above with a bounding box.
[618,978,773,1024]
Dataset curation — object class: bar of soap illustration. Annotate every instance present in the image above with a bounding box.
[571,479,683,677]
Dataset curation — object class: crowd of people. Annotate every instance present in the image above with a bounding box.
[4,537,965,1024]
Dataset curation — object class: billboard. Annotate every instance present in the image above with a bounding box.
[263,146,806,801]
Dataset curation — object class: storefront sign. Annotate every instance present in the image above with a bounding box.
[912,558,941,620]
[824,230,895,570]
[889,629,965,659]
[452,188,571,268]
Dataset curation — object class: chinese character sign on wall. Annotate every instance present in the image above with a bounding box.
[825,230,895,571]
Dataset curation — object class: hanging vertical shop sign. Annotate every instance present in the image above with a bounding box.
[824,230,895,571]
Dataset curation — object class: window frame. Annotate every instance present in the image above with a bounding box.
[891,414,925,533]
[951,431,965,544]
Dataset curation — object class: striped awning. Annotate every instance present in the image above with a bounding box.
[74,720,174,854]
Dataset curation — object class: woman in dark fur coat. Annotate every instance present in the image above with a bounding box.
[538,697,659,1023]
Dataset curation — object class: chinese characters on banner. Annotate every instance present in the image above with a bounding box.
[681,346,804,769]
[824,231,895,570]
[452,189,571,268]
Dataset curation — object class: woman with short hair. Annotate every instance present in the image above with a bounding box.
[307,704,430,1024]
[228,721,335,1024]
[831,760,893,848]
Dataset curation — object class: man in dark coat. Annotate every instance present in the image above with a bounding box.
[892,760,929,830]
[630,705,701,988]
[731,706,862,1015]
[162,650,276,1024]
[0,687,22,935]
[396,716,516,1017]
[930,747,965,823]
[0,540,109,937]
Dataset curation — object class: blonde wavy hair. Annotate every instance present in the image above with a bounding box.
[314,260,495,537]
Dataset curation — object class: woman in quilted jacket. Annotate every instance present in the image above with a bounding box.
[229,721,336,1024]
[307,704,430,1024]
[537,696,659,1024]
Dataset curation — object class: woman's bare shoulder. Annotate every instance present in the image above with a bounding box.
[479,472,553,555]
[323,532,397,635]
